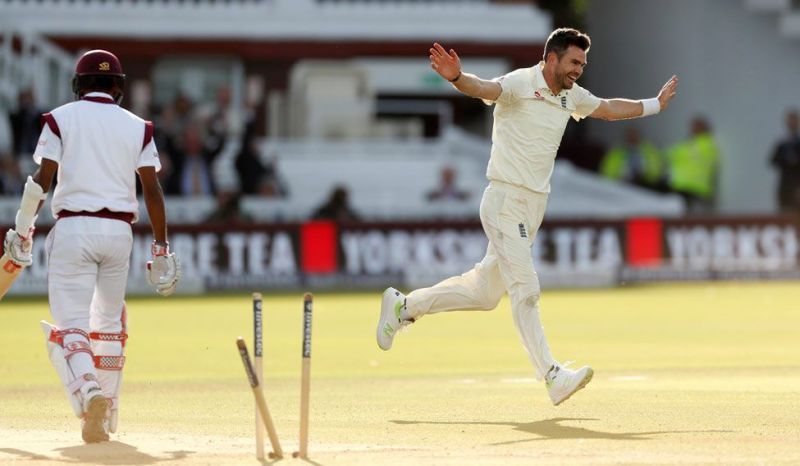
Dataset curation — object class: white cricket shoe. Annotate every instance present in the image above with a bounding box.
[545,364,594,406]
[81,389,110,443]
[376,287,413,351]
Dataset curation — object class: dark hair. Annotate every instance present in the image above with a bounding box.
[543,28,591,61]
[72,75,125,102]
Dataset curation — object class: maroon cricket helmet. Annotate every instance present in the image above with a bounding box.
[71,49,126,102]
[74,49,125,77]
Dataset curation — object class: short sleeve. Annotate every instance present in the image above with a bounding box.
[571,86,602,121]
[137,139,162,172]
[480,74,510,106]
[32,125,62,165]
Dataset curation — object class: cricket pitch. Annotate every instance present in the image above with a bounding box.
[1,282,799,465]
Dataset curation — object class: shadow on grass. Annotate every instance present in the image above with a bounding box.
[1,442,193,465]
[392,417,734,445]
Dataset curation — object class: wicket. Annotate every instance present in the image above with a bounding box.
[238,292,314,460]
[236,337,283,459]
[293,292,313,459]
[252,293,265,460]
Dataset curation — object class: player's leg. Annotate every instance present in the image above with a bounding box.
[405,243,505,317]
[482,185,592,405]
[42,221,109,442]
[376,187,505,350]
[89,224,133,435]
[376,246,504,350]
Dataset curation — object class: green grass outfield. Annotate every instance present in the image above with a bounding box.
[1,281,799,465]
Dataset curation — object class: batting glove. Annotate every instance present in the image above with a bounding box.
[3,228,33,267]
[146,241,181,296]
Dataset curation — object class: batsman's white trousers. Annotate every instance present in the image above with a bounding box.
[406,180,555,379]
[45,216,132,334]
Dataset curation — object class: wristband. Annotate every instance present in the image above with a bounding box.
[449,71,462,83]
[151,241,169,257]
[641,98,660,117]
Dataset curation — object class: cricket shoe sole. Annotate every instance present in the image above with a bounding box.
[82,394,110,443]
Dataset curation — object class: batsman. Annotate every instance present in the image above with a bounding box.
[2,49,181,442]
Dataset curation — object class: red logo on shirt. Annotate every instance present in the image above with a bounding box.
[533,91,544,100]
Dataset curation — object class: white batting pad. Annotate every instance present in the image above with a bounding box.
[40,320,96,417]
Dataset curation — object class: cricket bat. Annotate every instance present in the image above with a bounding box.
[0,253,24,301]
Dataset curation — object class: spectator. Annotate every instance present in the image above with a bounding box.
[202,86,242,156]
[205,191,252,224]
[667,117,720,213]
[312,185,360,222]
[9,88,41,154]
[0,110,11,156]
[426,166,470,201]
[170,121,217,196]
[600,126,664,191]
[770,109,800,213]
[226,84,288,196]
[0,155,24,194]
[155,93,195,194]
[255,153,289,197]
[161,93,194,141]
[9,88,43,173]
[201,86,246,194]
[0,112,21,194]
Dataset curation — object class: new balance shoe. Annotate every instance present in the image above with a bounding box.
[545,364,593,406]
[376,287,413,351]
[81,390,110,443]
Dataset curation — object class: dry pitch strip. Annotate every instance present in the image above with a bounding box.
[236,292,313,460]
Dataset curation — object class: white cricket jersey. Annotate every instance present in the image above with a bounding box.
[483,62,601,193]
[33,92,161,222]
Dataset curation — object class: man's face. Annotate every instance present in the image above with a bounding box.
[552,46,587,90]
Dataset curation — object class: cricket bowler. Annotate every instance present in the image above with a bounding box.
[2,49,181,442]
[377,28,679,406]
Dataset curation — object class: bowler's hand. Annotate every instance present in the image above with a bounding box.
[658,75,679,111]
[429,43,462,82]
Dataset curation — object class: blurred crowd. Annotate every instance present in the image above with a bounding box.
[598,116,720,214]
[598,110,800,215]
[2,87,800,217]
[0,87,289,213]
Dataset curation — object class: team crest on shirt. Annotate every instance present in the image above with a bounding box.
[533,91,544,101]
[561,96,567,108]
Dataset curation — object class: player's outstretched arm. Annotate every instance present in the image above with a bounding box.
[590,75,679,121]
[429,43,501,102]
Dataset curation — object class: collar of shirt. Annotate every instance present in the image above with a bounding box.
[536,62,567,97]
[82,92,116,104]
[518,62,567,100]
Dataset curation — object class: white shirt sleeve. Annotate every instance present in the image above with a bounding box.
[481,73,515,106]
[137,139,162,172]
[571,85,602,121]
[32,126,62,165]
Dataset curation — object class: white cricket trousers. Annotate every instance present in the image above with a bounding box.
[45,216,132,379]
[405,180,556,379]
